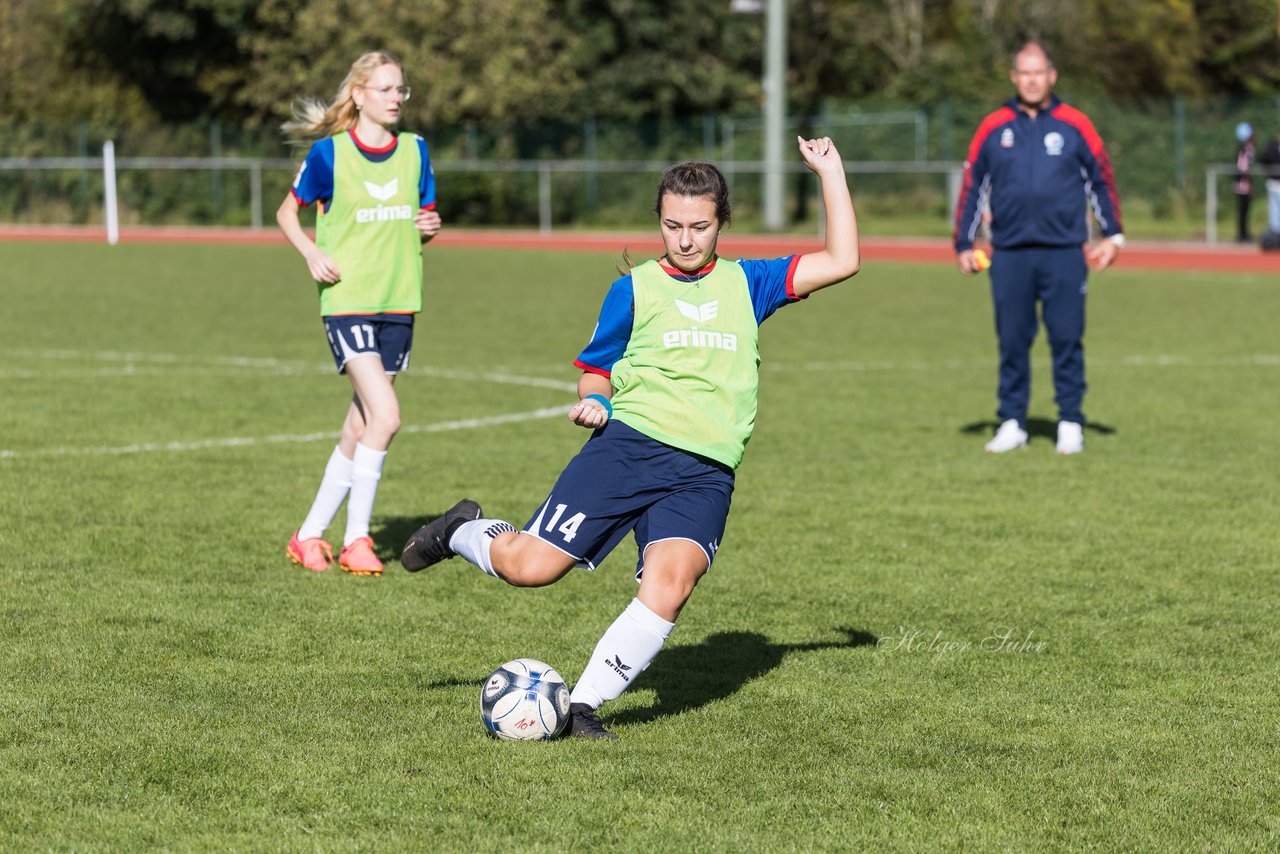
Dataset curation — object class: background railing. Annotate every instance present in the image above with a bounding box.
[0,153,965,236]
[2,96,1278,240]
[0,155,276,228]
[2,152,1266,244]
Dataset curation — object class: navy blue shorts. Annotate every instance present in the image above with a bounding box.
[323,314,414,374]
[522,420,735,577]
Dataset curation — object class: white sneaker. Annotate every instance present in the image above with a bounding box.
[1056,421,1084,455]
[985,419,1028,453]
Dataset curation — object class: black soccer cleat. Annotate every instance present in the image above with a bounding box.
[400,499,483,572]
[565,703,618,740]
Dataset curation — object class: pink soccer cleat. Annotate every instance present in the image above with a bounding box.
[339,537,384,577]
[288,531,334,572]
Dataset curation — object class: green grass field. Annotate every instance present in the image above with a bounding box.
[2,240,1278,850]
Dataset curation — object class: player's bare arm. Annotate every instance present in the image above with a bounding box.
[792,136,860,296]
[275,193,342,283]
[568,371,612,429]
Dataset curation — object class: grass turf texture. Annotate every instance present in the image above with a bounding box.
[1,241,1277,850]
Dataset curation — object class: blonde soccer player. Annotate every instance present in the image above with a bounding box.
[277,51,440,576]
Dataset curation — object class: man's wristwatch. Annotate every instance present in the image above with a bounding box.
[1108,233,1126,249]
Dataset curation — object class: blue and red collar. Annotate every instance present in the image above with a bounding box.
[348,128,398,155]
[658,256,718,281]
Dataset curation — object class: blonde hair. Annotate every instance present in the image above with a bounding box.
[281,51,404,146]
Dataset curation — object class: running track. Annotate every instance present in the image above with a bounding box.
[2,225,1277,274]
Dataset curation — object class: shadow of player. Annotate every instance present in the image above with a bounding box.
[608,626,877,727]
[961,417,1116,443]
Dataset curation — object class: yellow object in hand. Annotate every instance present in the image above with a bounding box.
[973,249,991,271]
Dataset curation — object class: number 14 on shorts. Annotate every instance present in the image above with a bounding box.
[543,503,586,543]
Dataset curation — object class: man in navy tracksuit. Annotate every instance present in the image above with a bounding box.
[954,41,1124,455]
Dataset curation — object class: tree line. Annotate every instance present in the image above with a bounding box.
[2,0,1277,133]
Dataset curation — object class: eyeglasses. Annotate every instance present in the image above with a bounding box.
[364,85,411,100]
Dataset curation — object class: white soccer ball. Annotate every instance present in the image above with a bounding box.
[480,658,571,740]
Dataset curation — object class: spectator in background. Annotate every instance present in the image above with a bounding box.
[1258,129,1280,237]
[953,41,1124,456]
[1234,122,1256,243]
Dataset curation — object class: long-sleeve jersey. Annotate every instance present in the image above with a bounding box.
[954,95,1122,251]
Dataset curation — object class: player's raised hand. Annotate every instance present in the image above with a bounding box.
[797,136,843,176]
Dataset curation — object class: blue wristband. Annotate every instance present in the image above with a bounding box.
[583,393,613,418]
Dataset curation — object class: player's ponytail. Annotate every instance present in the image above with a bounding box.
[616,248,636,275]
[281,51,405,146]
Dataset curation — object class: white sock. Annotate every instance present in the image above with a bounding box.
[343,443,386,546]
[298,446,353,540]
[570,598,674,709]
[450,518,516,577]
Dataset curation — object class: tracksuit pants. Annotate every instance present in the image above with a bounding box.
[988,246,1088,427]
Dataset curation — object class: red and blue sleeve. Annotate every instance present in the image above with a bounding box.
[1057,105,1123,237]
[954,108,1014,251]
[737,256,802,323]
[291,138,335,207]
[416,136,436,210]
[573,275,635,377]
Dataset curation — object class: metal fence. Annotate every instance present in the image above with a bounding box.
[3,90,1278,243]
[1,150,1262,243]
[0,152,965,236]
[0,155,280,228]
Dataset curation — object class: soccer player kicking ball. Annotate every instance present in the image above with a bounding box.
[402,137,860,739]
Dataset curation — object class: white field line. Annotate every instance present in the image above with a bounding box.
[2,349,1277,459]
[0,366,322,379]
[766,354,1280,372]
[0,407,566,460]
[3,349,1278,380]
[0,349,577,389]
[1105,354,1280,367]
[0,350,576,460]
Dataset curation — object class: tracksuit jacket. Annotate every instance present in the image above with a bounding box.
[954,95,1123,251]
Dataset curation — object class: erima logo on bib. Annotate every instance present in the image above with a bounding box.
[676,299,718,323]
[355,204,413,223]
[665,298,737,350]
[662,328,739,350]
[354,178,413,223]
[363,179,399,201]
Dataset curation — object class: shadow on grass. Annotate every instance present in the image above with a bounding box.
[411,628,878,719]
[609,627,877,727]
[961,417,1117,443]
[379,512,877,723]
[374,513,450,564]
[415,676,477,691]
